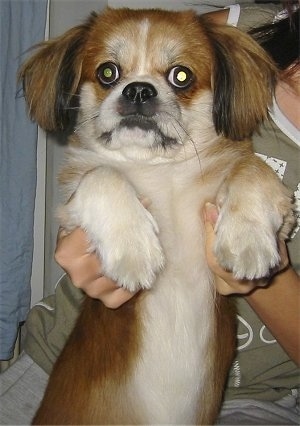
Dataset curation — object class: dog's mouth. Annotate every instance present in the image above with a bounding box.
[101,115,177,149]
[120,115,158,132]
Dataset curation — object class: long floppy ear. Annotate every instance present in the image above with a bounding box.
[18,21,92,131]
[203,21,277,141]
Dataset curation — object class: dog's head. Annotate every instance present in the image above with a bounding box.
[19,8,276,159]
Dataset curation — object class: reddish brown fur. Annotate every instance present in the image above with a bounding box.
[33,294,144,425]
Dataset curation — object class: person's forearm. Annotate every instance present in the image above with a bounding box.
[246,266,300,365]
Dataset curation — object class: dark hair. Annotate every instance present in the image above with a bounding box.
[249,8,299,72]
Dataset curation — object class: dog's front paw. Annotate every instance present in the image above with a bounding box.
[91,209,165,293]
[61,166,165,293]
[214,212,280,280]
[213,157,295,281]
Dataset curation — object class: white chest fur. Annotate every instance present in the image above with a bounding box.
[117,161,217,424]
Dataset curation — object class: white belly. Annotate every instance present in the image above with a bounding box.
[128,174,215,423]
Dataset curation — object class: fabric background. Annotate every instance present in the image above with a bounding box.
[0,0,47,359]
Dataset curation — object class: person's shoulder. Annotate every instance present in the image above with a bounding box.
[236,4,282,31]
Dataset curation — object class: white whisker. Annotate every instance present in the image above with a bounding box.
[74,111,100,133]
[163,111,203,172]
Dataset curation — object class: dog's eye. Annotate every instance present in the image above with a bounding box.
[167,66,194,89]
[96,62,120,86]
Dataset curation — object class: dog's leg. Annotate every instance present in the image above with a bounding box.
[214,155,294,280]
[58,166,165,291]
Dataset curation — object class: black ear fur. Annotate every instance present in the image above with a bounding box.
[19,14,97,132]
[202,22,277,141]
[211,37,237,139]
[53,36,84,131]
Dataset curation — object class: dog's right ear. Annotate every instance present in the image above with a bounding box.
[201,20,277,141]
[18,23,90,132]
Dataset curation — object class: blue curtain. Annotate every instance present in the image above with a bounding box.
[0,0,47,360]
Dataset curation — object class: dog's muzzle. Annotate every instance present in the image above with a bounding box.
[119,81,158,118]
[103,81,178,148]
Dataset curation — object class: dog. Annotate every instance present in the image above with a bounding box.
[20,8,294,425]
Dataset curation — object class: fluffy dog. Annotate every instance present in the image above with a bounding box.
[20,8,294,425]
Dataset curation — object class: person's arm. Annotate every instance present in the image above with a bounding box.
[204,202,300,366]
[246,267,300,365]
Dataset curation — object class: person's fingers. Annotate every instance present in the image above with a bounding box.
[278,240,290,271]
[64,254,102,287]
[55,227,102,285]
[55,227,90,259]
[203,202,219,226]
[214,275,256,295]
[88,279,139,309]
[204,203,225,275]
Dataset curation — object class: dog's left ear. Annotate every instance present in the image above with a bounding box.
[203,21,277,141]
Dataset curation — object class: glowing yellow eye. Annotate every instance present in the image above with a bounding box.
[176,71,187,82]
[103,67,113,78]
[167,66,193,89]
[96,62,120,87]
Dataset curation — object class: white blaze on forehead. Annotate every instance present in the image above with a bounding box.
[104,18,183,76]
[104,18,151,75]
[134,19,186,73]
[135,19,151,74]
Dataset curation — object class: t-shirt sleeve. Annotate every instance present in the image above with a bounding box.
[226,3,282,31]
[24,274,84,374]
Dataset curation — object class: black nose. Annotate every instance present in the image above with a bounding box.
[122,82,158,103]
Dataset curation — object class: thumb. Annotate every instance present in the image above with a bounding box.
[203,203,219,270]
[203,202,219,228]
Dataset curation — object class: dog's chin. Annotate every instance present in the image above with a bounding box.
[100,117,178,151]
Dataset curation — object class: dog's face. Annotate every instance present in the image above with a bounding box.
[20,8,276,160]
[78,10,215,161]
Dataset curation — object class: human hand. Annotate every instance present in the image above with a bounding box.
[55,227,138,308]
[203,202,289,295]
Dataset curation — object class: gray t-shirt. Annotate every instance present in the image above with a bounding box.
[224,106,300,401]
